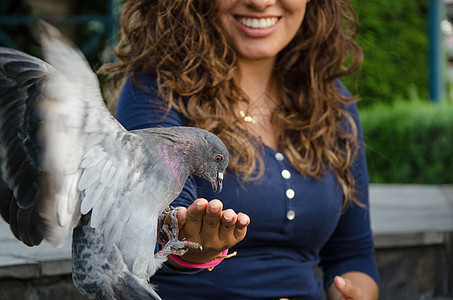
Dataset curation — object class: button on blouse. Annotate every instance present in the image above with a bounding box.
[275,152,284,161]
[286,188,295,199]
[281,169,291,179]
[286,209,296,220]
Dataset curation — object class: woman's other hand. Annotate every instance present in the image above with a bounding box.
[328,272,378,300]
[332,276,362,300]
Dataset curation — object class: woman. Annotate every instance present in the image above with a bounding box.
[105,0,380,299]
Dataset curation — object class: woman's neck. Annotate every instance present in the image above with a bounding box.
[236,57,281,150]
[237,57,276,101]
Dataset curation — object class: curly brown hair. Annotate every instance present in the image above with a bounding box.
[103,0,364,205]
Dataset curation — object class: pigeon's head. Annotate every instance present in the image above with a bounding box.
[191,129,229,193]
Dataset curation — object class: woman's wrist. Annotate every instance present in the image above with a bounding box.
[165,255,198,271]
[167,249,236,271]
[164,249,221,271]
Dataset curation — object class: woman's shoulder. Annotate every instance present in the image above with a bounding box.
[121,72,159,95]
[116,72,188,130]
[334,78,352,98]
[333,79,359,119]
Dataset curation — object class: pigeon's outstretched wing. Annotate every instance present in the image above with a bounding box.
[0,22,230,299]
[0,22,126,247]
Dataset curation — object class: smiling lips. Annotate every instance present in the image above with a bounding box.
[237,17,279,29]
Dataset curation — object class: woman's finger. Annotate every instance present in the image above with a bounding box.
[334,276,362,300]
[219,209,237,242]
[180,198,208,238]
[234,212,249,240]
[200,200,223,242]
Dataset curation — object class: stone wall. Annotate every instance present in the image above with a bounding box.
[0,275,86,300]
[376,233,453,299]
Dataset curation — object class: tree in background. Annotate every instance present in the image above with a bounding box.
[344,0,429,107]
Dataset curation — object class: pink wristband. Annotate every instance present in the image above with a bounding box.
[169,249,229,270]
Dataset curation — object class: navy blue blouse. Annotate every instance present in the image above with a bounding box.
[115,74,379,300]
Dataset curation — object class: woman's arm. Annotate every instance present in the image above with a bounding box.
[319,99,380,294]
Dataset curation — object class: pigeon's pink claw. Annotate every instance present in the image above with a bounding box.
[155,208,202,258]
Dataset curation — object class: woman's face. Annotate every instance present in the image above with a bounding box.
[219,0,309,62]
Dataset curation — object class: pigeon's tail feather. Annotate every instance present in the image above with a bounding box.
[76,272,161,300]
[73,214,162,300]
[113,272,162,300]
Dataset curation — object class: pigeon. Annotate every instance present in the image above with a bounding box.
[0,22,229,300]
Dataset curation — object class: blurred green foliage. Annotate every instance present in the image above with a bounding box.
[344,0,430,107]
[360,100,453,183]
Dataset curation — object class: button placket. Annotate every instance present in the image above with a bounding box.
[274,152,296,232]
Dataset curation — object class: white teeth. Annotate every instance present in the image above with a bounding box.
[238,17,278,29]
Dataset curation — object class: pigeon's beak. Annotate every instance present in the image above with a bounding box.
[213,171,223,193]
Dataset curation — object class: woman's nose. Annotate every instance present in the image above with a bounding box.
[243,0,277,10]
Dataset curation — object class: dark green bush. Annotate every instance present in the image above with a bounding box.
[344,1,429,107]
[360,100,453,183]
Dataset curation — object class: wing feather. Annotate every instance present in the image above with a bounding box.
[0,22,126,247]
[81,174,107,215]
[35,23,127,246]
[0,178,11,222]
[85,182,107,228]
[56,172,82,227]
[99,159,114,184]
[78,159,107,191]
[80,146,108,169]
[13,160,39,208]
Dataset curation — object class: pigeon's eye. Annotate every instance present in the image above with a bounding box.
[214,155,223,162]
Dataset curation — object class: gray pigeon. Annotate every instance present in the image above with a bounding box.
[0,22,229,300]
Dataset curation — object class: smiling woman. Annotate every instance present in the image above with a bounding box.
[218,0,308,60]
[102,0,380,299]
